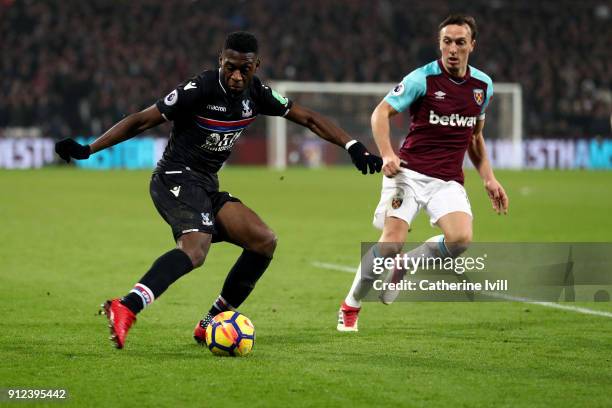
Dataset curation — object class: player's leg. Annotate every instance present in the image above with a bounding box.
[435,211,473,255]
[397,213,472,265]
[211,201,276,309]
[338,171,418,331]
[345,216,409,307]
[406,181,473,259]
[104,173,214,349]
[377,179,472,304]
[389,211,471,275]
[337,216,410,332]
[119,232,212,315]
[194,200,276,342]
[105,232,210,349]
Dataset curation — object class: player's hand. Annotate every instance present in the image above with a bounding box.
[347,141,383,175]
[485,178,509,214]
[381,154,401,178]
[55,138,91,163]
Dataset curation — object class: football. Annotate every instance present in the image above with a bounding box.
[205,311,255,356]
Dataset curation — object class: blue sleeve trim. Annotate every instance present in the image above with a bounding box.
[470,66,494,115]
[384,61,439,112]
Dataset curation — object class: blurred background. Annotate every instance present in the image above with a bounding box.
[1,0,610,169]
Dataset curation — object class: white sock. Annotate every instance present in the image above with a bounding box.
[344,245,380,308]
[403,234,451,260]
[378,235,451,305]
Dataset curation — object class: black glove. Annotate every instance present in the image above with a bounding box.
[347,141,383,175]
[55,138,91,163]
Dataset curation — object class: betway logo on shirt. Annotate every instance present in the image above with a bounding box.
[429,110,477,127]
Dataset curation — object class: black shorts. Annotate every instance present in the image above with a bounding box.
[150,171,241,241]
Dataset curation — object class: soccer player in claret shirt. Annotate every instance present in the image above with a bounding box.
[55,32,382,349]
[337,15,509,331]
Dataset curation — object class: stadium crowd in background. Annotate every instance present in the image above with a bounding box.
[1,0,610,139]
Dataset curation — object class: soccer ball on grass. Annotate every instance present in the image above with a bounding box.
[205,311,255,356]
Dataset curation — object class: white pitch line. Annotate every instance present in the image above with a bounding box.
[311,261,357,274]
[312,261,612,319]
[488,293,612,318]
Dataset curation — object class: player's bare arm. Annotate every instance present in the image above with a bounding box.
[90,105,165,153]
[468,119,509,214]
[286,103,383,174]
[371,100,401,178]
[285,103,350,147]
[55,105,165,162]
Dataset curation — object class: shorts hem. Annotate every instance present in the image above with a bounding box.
[373,211,414,230]
[429,210,473,227]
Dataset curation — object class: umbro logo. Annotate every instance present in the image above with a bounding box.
[170,186,181,197]
[434,91,446,100]
[184,81,197,90]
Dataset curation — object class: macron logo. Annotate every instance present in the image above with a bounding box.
[207,104,227,112]
[429,110,477,127]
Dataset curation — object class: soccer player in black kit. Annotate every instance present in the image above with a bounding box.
[55,32,382,349]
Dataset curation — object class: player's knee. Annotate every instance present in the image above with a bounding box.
[378,230,406,256]
[444,230,472,255]
[178,236,210,269]
[379,218,409,251]
[377,241,404,258]
[250,229,277,258]
[177,234,211,268]
[183,247,207,268]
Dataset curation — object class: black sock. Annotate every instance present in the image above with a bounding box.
[120,248,194,314]
[208,250,271,315]
[120,293,146,315]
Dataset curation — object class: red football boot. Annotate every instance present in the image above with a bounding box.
[193,313,213,345]
[337,301,361,332]
[103,299,136,349]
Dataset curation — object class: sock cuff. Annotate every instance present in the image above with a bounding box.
[371,245,380,259]
[212,295,236,313]
[130,283,155,307]
[438,236,452,258]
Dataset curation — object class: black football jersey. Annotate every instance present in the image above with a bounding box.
[155,69,292,190]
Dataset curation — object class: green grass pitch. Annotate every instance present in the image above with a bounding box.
[1,167,611,407]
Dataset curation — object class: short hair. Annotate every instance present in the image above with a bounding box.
[224,31,258,54]
[439,14,477,40]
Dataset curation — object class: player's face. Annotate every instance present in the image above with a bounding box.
[219,49,259,94]
[439,24,475,77]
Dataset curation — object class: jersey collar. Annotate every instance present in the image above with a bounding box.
[437,59,471,84]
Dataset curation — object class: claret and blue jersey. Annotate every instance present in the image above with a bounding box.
[385,59,493,185]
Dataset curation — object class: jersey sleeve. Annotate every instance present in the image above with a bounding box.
[155,76,205,121]
[254,80,293,116]
[471,67,494,120]
[480,82,494,119]
[384,68,427,113]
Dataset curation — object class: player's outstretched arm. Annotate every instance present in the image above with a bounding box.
[284,103,382,174]
[468,120,509,214]
[371,100,401,178]
[55,105,165,163]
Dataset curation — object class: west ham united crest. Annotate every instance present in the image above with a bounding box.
[473,89,484,106]
[391,188,404,209]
